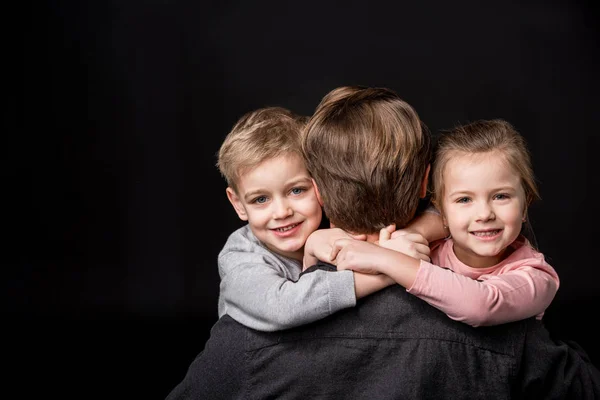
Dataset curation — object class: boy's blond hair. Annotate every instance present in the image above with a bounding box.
[217,107,307,192]
[302,86,431,234]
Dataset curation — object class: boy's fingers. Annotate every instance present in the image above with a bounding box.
[330,238,351,261]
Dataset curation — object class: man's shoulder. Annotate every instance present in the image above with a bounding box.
[207,288,536,400]
[240,285,528,356]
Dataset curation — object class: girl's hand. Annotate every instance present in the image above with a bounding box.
[381,224,431,262]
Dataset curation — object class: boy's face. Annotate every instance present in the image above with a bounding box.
[226,153,323,261]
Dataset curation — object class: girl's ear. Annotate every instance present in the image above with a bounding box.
[312,179,324,207]
[420,164,431,198]
[226,187,249,221]
[441,213,452,239]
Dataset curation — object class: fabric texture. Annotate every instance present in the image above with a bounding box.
[217,225,356,331]
[167,262,600,400]
[409,236,560,326]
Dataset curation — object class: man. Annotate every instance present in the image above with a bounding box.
[166,86,600,399]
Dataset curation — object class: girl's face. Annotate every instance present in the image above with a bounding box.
[226,153,323,261]
[441,150,526,268]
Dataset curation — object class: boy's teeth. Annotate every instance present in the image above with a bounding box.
[277,224,297,232]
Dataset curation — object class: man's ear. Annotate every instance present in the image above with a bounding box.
[311,178,324,207]
[226,187,248,221]
[420,164,431,198]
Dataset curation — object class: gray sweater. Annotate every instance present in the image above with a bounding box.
[217,225,356,331]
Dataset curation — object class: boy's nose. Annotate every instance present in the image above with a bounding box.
[273,199,293,219]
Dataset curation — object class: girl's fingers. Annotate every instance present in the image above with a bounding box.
[379,224,396,243]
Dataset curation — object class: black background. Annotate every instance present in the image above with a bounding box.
[8,1,599,398]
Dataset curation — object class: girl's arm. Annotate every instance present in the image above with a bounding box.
[334,240,559,327]
[304,227,426,299]
[353,272,396,298]
[409,261,559,327]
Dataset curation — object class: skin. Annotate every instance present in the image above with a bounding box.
[331,150,527,288]
[226,153,323,261]
[441,150,526,268]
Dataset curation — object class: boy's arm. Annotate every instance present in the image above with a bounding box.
[303,228,364,270]
[219,248,356,332]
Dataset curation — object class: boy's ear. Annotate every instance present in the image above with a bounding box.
[420,164,431,198]
[311,179,324,206]
[226,187,249,221]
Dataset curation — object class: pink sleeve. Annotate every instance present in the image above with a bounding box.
[408,260,559,327]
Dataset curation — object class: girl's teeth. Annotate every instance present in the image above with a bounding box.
[473,230,500,237]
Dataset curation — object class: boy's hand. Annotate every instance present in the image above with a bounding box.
[332,239,386,274]
[381,224,431,262]
[303,228,365,270]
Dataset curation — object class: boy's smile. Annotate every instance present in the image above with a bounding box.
[227,153,322,261]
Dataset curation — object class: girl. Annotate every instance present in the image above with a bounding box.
[331,119,559,327]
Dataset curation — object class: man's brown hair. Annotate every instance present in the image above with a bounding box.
[302,86,431,234]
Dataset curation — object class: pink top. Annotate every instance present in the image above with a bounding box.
[407,236,560,327]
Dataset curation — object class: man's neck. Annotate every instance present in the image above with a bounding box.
[330,224,380,244]
[364,232,380,243]
[330,222,379,244]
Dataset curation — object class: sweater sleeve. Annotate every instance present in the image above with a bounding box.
[408,260,559,327]
[218,249,356,332]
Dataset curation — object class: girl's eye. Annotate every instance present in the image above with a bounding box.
[456,197,471,204]
[290,187,305,195]
[494,193,510,200]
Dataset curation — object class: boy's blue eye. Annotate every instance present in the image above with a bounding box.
[253,196,267,204]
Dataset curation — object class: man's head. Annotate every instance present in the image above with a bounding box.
[302,86,431,234]
[217,106,322,260]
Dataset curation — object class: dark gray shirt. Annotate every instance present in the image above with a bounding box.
[167,262,600,399]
